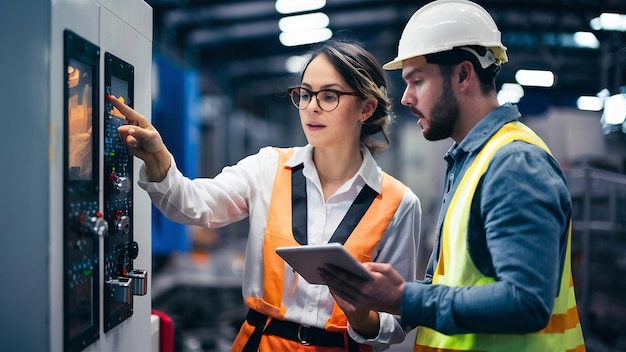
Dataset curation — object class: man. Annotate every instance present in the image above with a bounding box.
[319,1,586,351]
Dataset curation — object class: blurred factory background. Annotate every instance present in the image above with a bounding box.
[141,1,626,351]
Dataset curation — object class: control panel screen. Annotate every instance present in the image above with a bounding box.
[67,58,94,181]
[109,75,129,117]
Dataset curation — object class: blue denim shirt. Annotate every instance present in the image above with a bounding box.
[401,103,572,335]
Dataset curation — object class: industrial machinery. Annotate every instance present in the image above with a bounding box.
[61,9,152,351]
[1,1,154,351]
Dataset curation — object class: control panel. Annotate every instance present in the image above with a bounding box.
[63,29,102,352]
[103,52,147,332]
[63,34,148,351]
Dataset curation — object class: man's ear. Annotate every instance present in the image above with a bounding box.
[459,63,469,83]
[456,61,475,93]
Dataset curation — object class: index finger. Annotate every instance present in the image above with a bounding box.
[107,95,149,127]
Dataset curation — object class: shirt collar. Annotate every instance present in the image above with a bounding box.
[285,144,382,194]
[448,103,521,156]
[459,103,521,152]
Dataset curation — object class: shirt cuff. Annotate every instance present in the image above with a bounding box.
[136,154,177,192]
[347,312,406,350]
[399,281,424,331]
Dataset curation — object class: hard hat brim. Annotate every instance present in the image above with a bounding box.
[383,45,508,71]
[382,58,403,71]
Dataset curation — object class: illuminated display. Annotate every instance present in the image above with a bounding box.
[109,75,128,118]
[67,59,94,181]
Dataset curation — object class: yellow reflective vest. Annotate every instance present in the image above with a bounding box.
[415,121,585,352]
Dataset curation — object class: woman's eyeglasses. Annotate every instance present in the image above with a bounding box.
[288,87,359,112]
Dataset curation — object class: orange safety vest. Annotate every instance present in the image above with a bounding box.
[246,147,407,331]
[414,121,585,352]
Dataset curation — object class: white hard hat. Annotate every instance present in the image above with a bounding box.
[383,0,508,70]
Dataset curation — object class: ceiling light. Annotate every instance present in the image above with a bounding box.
[515,69,555,88]
[602,94,626,125]
[497,83,524,104]
[573,32,599,49]
[275,0,326,15]
[576,96,604,111]
[285,55,311,73]
[590,13,626,32]
[278,12,331,47]
[279,12,329,32]
[279,28,332,47]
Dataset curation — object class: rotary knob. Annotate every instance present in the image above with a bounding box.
[128,241,139,260]
[114,211,130,235]
[80,211,108,237]
[109,173,131,193]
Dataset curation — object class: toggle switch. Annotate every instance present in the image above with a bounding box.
[106,277,133,304]
[126,269,148,296]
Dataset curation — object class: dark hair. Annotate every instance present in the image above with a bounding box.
[425,46,499,94]
[300,39,393,154]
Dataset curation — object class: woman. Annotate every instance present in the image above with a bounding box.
[110,39,421,351]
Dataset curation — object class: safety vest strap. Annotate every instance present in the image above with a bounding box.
[291,162,378,245]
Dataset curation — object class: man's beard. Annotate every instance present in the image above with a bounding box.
[423,77,460,141]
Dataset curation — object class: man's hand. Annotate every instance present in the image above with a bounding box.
[319,262,405,315]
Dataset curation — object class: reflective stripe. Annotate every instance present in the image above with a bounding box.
[538,301,581,334]
[416,122,585,352]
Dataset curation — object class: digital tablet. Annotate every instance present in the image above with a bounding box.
[276,243,373,285]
